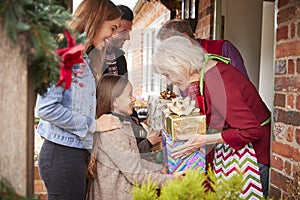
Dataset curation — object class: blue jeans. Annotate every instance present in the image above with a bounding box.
[258,163,270,198]
[38,140,89,200]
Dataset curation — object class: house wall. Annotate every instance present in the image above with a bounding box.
[129,1,170,98]
[270,0,300,199]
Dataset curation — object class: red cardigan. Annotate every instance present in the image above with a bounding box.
[187,62,271,165]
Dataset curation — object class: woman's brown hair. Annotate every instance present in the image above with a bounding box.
[69,0,121,52]
[87,74,129,178]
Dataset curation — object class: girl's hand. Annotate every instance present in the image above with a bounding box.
[96,114,122,132]
[160,166,168,174]
[147,129,162,145]
[173,170,186,179]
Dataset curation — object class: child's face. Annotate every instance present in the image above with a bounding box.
[113,83,135,115]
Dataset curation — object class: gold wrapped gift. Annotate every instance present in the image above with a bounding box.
[163,111,206,140]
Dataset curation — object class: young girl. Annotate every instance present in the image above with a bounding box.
[88,74,183,200]
[36,1,122,199]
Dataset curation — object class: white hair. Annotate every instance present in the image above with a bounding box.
[153,36,205,76]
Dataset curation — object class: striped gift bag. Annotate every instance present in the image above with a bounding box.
[161,130,206,174]
[213,143,263,199]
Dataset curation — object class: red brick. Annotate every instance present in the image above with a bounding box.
[278,0,289,8]
[38,193,48,200]
[286,127,294,142]
[34,165,41,180]
[296,128,300,144]
[270,169,291,191]
[34,181,44,193]
[277,25,288,41]
[276,40,300,58]
[297,58,300,74]
[277,6,298,24]
[274,76,300,93]
[284,160,292,175]
[282,192,290,200]
[273,144,299,165]
[291,23,295,38]
[269,185,282,200]
[298,21,300,37]
[276,108,300,126]
[274,93,285,108]
[293,148,300,161]
[287,94,294,109]
[271,155,283,170]
[287,59,295,74]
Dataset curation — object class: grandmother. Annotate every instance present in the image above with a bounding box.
[153,36,271,198]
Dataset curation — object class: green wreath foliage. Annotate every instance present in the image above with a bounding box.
[0,0,73,94]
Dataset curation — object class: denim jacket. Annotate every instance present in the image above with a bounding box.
[36,55,96,149]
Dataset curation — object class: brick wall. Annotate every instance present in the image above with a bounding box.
[195,0,214,39]
[270,0,300,199]
[34,165,47,200]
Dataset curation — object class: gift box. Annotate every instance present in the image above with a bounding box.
[162,130,206,174]
[163,111,206,140]
[147,96,173,130]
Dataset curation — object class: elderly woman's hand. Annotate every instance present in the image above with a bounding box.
[171,134,206,159]
[171,133,223,159]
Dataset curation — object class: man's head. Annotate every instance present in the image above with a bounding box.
[157,19,195,41]
[109,5,134,49]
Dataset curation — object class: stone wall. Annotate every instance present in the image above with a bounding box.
[0,27,34,196]
[270,0,300,199]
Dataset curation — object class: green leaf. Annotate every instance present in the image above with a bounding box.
[16,22,31,32]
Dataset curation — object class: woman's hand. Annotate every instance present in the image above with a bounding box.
[171,133,223,159]
[171,134,205,159]
[95,114,122,132]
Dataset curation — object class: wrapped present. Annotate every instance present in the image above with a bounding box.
[162,130,206,174]
[164,112,206,140]
[163,97,206,140]
[146,91,176,130]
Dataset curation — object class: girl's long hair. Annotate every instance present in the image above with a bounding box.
[87,74,129,178]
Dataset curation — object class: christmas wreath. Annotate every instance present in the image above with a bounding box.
[0,0,76,94]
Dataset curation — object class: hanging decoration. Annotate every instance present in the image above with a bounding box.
[0,0,73,94]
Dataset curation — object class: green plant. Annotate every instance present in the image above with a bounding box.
[132,176,159,200]
[0,179,38,200]
[0,0,72,94]
[132,168,246,200]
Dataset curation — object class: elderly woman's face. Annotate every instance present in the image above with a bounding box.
[161,70,189,90]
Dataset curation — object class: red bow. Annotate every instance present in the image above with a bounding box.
[56,30,84,89]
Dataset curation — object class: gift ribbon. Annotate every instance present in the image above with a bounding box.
[199,53,230,96]
[56,30,84,89]
[198,54,230,114]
